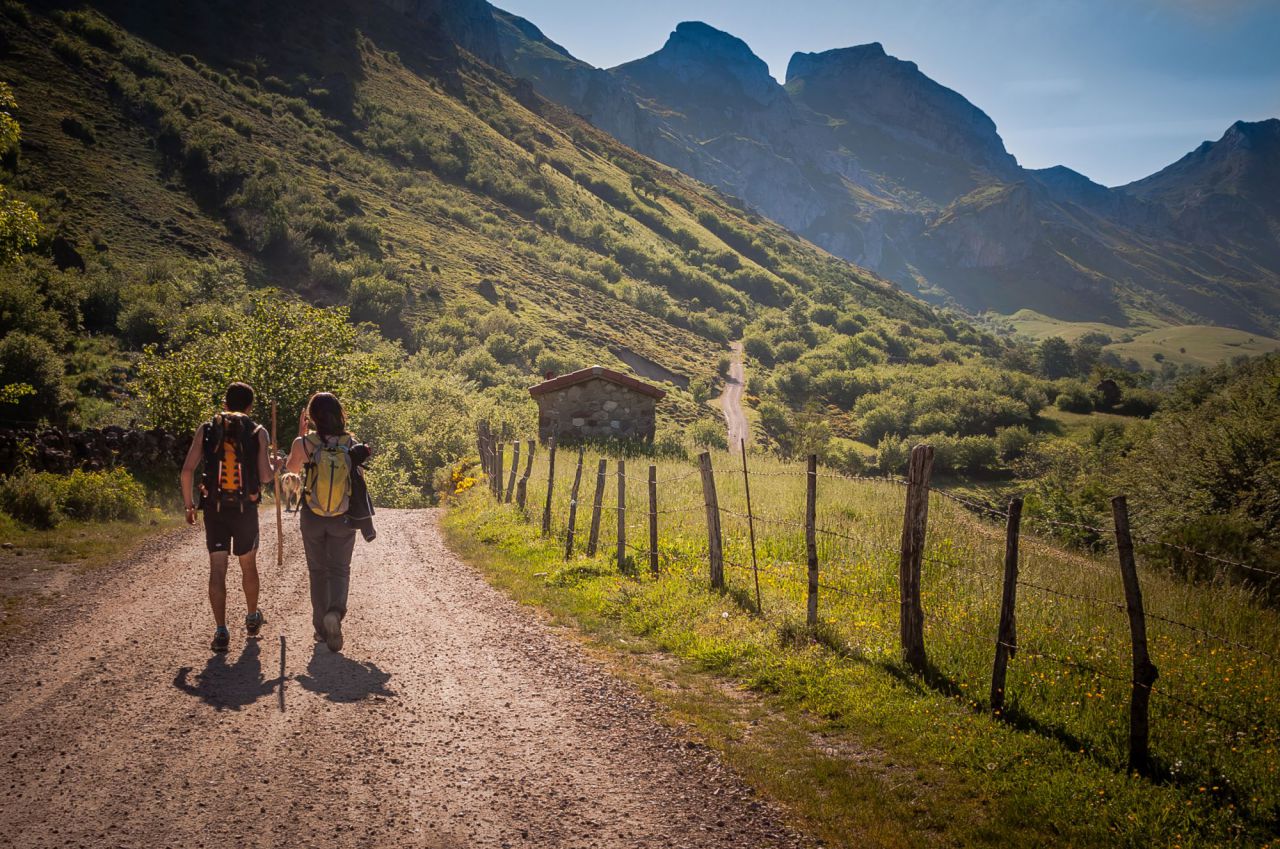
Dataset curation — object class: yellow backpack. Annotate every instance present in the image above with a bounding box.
[303,433,352,517]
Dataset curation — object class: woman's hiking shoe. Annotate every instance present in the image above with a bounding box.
[322,611,343,653]
[245,610,265,637]
[211,626,230,653]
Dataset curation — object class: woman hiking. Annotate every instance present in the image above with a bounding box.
[284,392,373,653]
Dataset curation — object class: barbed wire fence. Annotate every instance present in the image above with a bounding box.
[473,425,1280,791]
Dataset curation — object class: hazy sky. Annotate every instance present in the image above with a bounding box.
[493,0,1280,187]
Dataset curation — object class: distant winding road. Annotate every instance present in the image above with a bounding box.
[720,341,748,449]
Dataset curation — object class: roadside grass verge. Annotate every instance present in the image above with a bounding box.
[445,480,1278,848]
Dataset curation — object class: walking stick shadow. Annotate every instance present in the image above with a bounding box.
[173,642,282,711]
[295,644,395,703]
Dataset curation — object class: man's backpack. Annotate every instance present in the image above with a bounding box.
[199,413,261,510]
[302,433,353,517]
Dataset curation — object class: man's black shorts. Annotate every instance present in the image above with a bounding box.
[203,501,259,556]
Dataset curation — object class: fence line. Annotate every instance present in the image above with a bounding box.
[473,431,1280,779]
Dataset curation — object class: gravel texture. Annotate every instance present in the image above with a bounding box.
[0,509,809,848]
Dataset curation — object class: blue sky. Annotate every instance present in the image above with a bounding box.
[493,0,1280,187]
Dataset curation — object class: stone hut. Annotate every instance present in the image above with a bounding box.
[529,366,666,444]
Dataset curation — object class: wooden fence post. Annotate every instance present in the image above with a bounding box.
[586,458,608,556]
[478,422,491,478]
[648,465,659,576]
[540,438,557,537]
[494,442,505,500]
[505,441,520,503]
[698,452,724,590]
[990,497,1023,716]
[564,447,585,559]
[271,401,282,569]
[741,440,762,614]
[516,439,534,511]
[806,454,818,627]
[616,459,626,571]
[898,443,934,673]
[1113,495,1159,775]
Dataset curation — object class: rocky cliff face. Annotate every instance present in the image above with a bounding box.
[1124,120,1280,252]
[787,43,1017,182]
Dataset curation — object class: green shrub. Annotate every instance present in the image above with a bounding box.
[60,114,96,145]
[0,332,70,423]
[0,471,63,528]
[686,418,727,450]
[875,434,909,475]
[348,274,406,331]
[996,425,1036,461]
[1055,381,1094,413]
[59,468,145,521]
[457,349,500,386]
[742,334,774,365]
[1114,388,1161,417]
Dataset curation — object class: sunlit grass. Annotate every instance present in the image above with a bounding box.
[476,443,1280,845]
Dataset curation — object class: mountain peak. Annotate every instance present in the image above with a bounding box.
[785,43,888,83]
[657,21,770,75]
[612,20,781,108]
[784,42,1016,175]
[1221,118,1280,148]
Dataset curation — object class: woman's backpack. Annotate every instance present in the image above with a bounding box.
[302,433,353,517]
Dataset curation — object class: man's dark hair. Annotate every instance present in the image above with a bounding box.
[225,382,255,412]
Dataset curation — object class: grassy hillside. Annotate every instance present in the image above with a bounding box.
[0,0,1029,511]
[997,309,1280,371]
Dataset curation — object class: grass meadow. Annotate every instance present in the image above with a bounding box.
[451,443,1280,847]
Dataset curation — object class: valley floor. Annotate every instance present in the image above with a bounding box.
[0,510,808,848]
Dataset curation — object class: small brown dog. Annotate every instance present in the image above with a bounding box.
[280,471,303,513]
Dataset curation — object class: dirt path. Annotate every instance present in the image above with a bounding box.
[0,510,808,848]
[719,341,748,449]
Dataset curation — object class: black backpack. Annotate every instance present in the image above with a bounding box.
[199,412,262,510]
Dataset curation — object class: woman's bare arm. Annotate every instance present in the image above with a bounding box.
[284,436,307,475]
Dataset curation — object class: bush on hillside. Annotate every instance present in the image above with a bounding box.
[1055,381,1094,413]
[0,332,70,423]
[686,418,727,451]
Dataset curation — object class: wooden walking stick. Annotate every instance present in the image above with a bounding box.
[272,401,283,568]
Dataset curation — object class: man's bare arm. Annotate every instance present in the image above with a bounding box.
[179,425,204,522]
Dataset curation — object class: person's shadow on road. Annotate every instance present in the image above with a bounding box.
[173,641,281,711]
[295,644,395,703]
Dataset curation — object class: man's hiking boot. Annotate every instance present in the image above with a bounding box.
[245,610,264,637]
[211,626,230,653]
[322,611,343,653]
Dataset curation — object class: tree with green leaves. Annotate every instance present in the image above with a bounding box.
[137,295,378,434]
[1036,336,1075,379]
[0,82,39,264]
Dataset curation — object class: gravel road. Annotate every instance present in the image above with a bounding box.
[0,509,809,848]
[720,341,748,449]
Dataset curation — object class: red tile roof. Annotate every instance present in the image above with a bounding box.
[528,365,667,399]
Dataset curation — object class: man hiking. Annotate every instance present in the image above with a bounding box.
[180,382,275,652]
